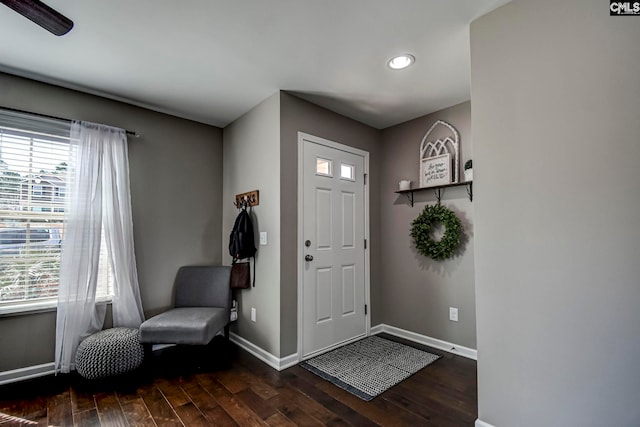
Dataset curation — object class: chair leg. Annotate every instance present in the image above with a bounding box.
[224,324,230,340]
[143,343,153,358]
[142,343,153,370]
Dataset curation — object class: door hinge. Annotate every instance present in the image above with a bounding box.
[364,173,368,185]
[364,239,367,249]
[365,304,368,315]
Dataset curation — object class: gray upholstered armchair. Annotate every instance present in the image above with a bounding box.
[139,265,231,345]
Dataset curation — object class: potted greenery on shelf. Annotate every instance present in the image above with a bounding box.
[464,159,473,182]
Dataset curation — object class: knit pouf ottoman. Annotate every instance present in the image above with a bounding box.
[76,327,144,379]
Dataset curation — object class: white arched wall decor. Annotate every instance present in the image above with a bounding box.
[419,120,460,186]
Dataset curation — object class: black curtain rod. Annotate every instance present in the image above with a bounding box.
[1,106,140,138]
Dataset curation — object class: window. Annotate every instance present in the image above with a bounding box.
[0,109,113,314]
[316,157,333,176]
[340,163,355,181]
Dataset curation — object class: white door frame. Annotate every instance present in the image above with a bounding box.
[297,132,371,361]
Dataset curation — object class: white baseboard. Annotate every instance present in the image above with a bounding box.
[0,334,300,385]
[475,419,496,427]
[0,329,472,386]
[229,332,298,371]
[230,324,476,372]
[371,324,477,360]
[0,362,56,386]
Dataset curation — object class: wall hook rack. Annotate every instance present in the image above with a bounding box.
[234,190,259,209]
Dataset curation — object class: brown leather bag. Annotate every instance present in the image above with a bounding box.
[230,262,251,289]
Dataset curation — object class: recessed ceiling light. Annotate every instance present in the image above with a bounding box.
[388,54,415,70]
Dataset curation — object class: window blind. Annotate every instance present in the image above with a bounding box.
[0,108,113,311]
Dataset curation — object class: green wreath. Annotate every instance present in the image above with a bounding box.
[410,204,463,260]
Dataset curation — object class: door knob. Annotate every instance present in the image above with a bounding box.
[305,254,314,262]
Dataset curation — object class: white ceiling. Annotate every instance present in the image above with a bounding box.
[0,0,510,129]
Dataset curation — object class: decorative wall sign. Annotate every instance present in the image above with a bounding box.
[420,153,451,187]
[420,120,460,185]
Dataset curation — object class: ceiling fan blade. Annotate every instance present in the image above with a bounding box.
[1,0,73,36]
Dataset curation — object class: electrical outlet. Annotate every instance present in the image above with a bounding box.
[449,307,459,322]
[260,231,267,245]
[251,307,257,322]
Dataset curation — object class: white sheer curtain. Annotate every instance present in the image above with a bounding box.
[55,121,145,373]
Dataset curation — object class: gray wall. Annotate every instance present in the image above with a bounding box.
[280,92,381,356]
[471,0,640,425]
[0,72,223,372]
[379,101,476,349]
[223,93,282,356]
[222,92,380,358]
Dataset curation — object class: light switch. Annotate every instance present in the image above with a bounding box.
[260,231,267,245]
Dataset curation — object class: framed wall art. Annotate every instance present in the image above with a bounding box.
[420,153,451,187]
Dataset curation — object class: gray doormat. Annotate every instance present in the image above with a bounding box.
[300,335,440,401]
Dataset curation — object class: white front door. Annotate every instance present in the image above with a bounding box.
[299,133,368,358]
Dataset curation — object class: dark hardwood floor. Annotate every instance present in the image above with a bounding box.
[0,334,477,426]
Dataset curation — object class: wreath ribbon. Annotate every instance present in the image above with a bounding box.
[410,204,462,260]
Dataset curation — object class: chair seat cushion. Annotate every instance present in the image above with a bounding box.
[139,307,227,345]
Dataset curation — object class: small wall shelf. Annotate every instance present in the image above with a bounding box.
[395,181,473,207]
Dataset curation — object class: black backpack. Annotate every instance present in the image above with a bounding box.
[229,207,256,285]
